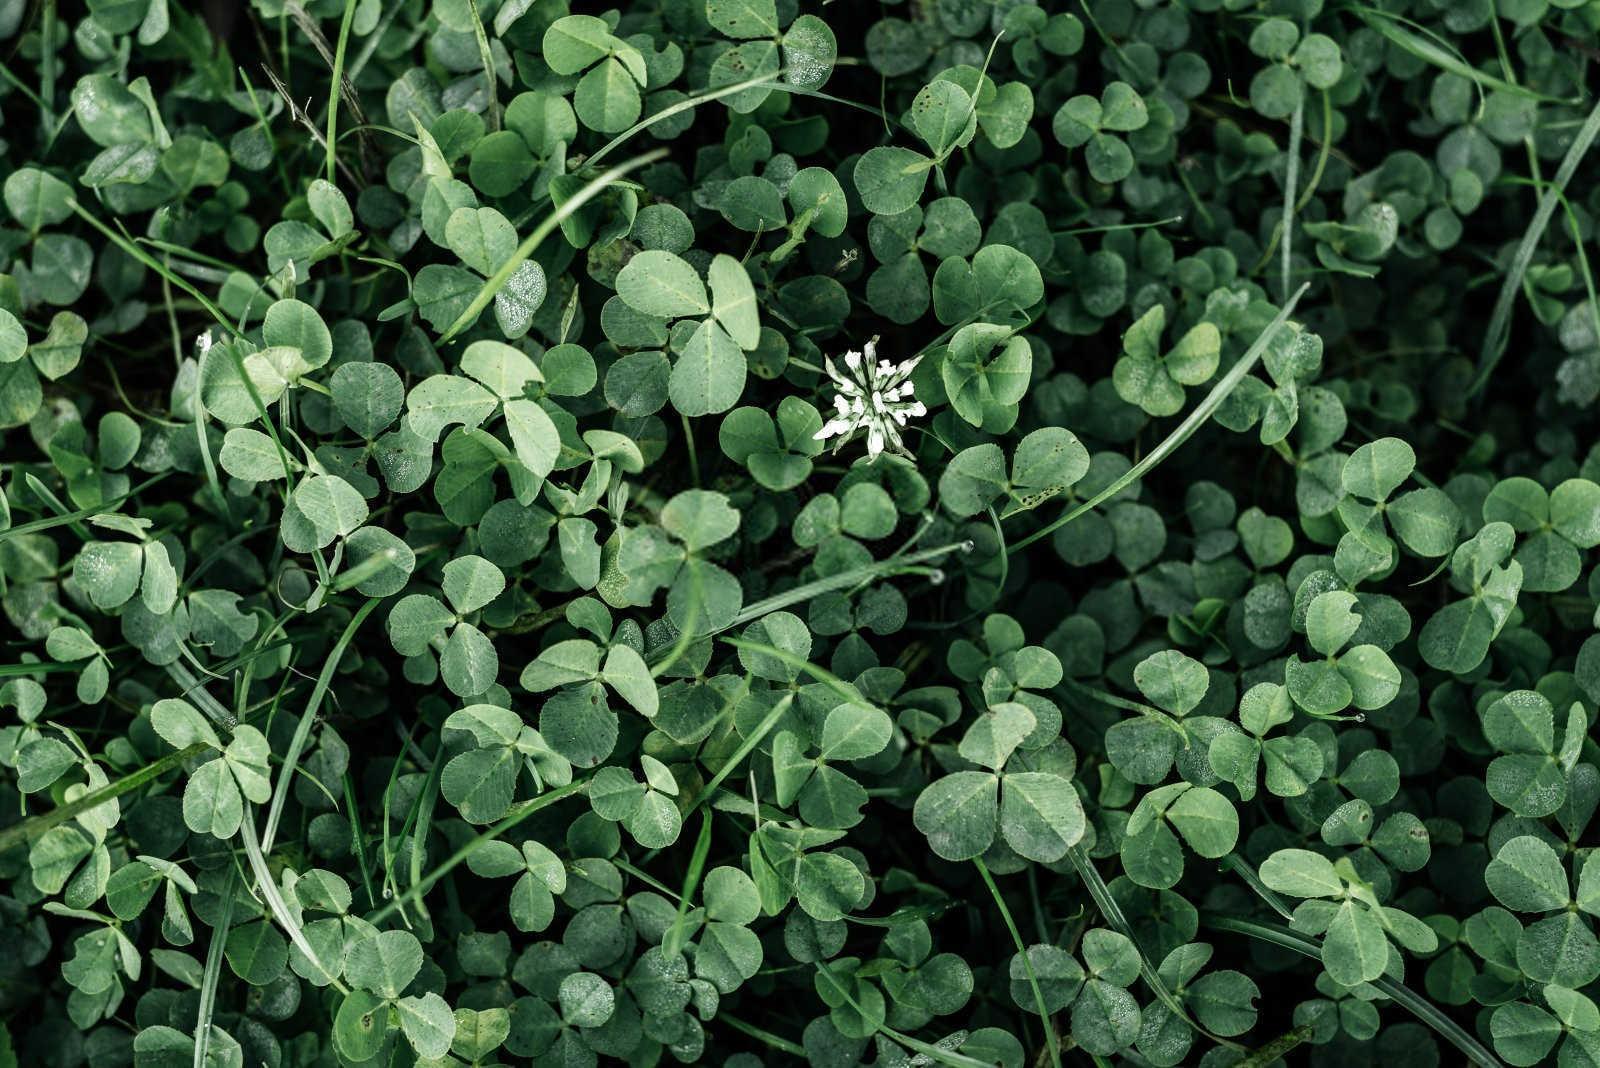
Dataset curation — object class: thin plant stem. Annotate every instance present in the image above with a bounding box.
[974,858,1062,1068]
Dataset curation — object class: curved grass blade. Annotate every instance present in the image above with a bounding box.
[1470,96,1600,397]
[0,742,209,853]
[371,779,589,923]
[261,598,380,851]
[1352,8,1574,105]
[437,148,668,342]
[973,858,1062,1068]
[1202,913,1506,1068]
[1068,846,1245,1051]
[1012,283,1310,553]
[586,74,894,171]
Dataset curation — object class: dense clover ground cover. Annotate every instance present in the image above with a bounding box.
[2,0,1600,1064]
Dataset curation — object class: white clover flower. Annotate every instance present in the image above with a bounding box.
[813,337,927,460]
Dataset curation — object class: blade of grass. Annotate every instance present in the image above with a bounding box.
[39,0,57,139]
[719,638,880,714]
[683,684,782,816]
[1250,91,1333,278]
[343,772,379,910]
[1220,852,1293,921]
[371,778,588,923]
[1235,1025,1315,1067]
[1281,98,1303,299]
[239,811,347,989]
[1202,914,1506,1068]
[66,198,302,522]
[1470,96,1600,397]
[464,0,499,131]
[662,810,713,958]
[0,662,80,678]
[649,555,702,679]
[0,742,209,853]
[1067,846,1245,1051]
[1011,282,1310,553]
[438,148,668,342]
[22,473,94,541]
[191,869,236,1068]
[261,598,380,851]
[1351,7,1574,105]
[973,858,1061,1068]
[66,200,236,335]
[186,316,232,526]
[324,0,361,183]
[726,541,973,629]
[721,1013,807,1057]
[0,473,170,544]
[585,73,890,170]
[813,964,996,1068]
[381,730,432,922]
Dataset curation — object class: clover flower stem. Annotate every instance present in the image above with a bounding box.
[884,511,938,562]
